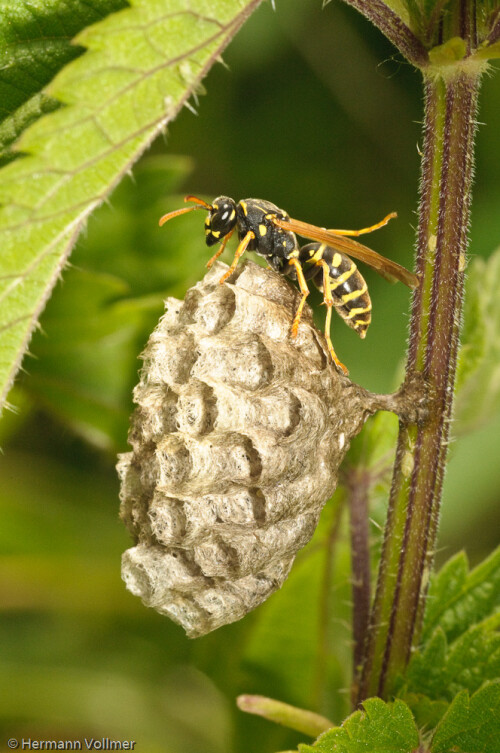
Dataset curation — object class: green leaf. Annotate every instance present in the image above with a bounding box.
[390,548,500,728]
[405,628,448,696]
[422,552,469,637]
[21,155,201,450]
[404,614,500,705]
[0,0,263,414]
[455,247,500,435]
[431,682,500,753]
[298,698,419,753]
[398,692,449,732]
[0,0,128,165]
[398,602,500,729]
[422,547,500,644]
[433,615,500,697]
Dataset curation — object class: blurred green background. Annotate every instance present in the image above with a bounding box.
[1,1,499,751]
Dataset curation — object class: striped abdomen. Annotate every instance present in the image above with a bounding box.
[299,243,372,337]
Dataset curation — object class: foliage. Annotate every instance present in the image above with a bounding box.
[21,154,200,450]
[1,0,499,752]
[398,549,500,730]
[0,0,261,412]
[0,0,129,166]
[252,548,500,751]
[455,247,500,435]
[299,698,419,753]
[296,683,500,753]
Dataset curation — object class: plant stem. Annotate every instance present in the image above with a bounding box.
[341,0,428,66]
[346,468,372,696]
[357,65,482,701]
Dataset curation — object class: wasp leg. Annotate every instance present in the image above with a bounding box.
[206,228,235,268]
[288,258,310,339]
[327,212,396,237]
[218,230,255,284]
[317,259,349,375]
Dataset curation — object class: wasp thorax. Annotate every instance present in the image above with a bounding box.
[118,260,375,637]
[205,196,237,246]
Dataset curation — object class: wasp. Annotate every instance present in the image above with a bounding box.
[159,196,418,374]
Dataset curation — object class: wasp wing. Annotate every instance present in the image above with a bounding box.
[274,217,418,289]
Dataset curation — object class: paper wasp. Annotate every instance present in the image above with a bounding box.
[159,196,418,374]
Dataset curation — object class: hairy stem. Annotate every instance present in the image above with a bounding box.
[357,66,482,701]
[340,0,428,66]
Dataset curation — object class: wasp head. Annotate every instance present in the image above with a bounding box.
[205,196,238,246]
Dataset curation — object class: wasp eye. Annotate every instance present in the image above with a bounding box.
[208,199,237,242]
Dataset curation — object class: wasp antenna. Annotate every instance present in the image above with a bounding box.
[158,204,202,227]
[184,195,213,209]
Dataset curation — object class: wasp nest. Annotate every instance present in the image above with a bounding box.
[118,260,377,637]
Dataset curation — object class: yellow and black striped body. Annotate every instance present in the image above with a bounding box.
[159,195,413,373]
[298,243,372,337]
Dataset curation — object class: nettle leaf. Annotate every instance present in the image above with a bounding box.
[403,614,500,709]
[399,553,500,730]
[428,614,500,697]
[422,547,500,644]
[0,0,128,165]
[431,682,500,753]
[398,693,449,733]
[0,0,263,414]
[298,698,419,753]
[22,155,208,449]
[455,246,500,435]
